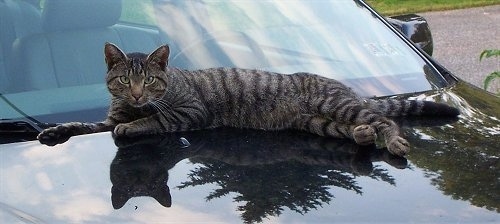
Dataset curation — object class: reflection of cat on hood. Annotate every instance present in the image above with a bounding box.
[109,128,407,210]
[110,146,173,209]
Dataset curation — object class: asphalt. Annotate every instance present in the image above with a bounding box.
[419,5,499,93]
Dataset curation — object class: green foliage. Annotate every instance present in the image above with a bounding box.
[480,49,500,61]
[479,49,500,93]
[365,0,500,16]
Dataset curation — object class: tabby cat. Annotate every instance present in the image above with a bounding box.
[38,43,460,156]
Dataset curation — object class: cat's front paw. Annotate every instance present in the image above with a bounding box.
[114,123,140,137]
[38,125,71,146]
[353,125,376,145]
[386,136,410,156]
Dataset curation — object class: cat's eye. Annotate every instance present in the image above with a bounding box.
[145,76,156,84]
[118,75,130,84]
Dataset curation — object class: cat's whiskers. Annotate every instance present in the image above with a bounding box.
[149,102,165,116]
[149,101,171,120]
[153,99,173,110]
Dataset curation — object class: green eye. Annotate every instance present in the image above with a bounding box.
[145,76,155,84]
[118,75,130,84]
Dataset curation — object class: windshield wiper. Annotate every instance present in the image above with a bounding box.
[0,119,57,144]
[0,119,46,133]
[0,93,56,134]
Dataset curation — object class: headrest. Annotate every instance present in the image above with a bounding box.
[42,0,122,32]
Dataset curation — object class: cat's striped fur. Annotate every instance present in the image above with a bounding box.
[38,43,460,156]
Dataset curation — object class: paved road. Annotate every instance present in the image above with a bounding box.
[419,5,499,93]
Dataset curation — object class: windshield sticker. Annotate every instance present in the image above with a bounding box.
[363,43,400,57]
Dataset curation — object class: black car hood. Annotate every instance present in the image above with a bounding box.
[0,80,499,223]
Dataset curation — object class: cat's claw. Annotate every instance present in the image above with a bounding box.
[386,136,410,156]
[353,124,376,145]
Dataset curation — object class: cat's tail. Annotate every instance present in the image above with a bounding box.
[366,99,460,117]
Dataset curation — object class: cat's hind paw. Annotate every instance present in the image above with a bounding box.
[353,124,376,145]
[386,136,410,156]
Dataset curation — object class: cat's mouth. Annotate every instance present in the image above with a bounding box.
[129,98,149,108]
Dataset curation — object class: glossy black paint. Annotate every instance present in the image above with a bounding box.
[388,14,434,56]
[111,129,408,223]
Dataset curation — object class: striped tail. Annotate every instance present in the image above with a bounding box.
[366,99,460,117]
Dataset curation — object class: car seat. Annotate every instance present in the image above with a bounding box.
[10,0,163,93]
[0,0,42,93]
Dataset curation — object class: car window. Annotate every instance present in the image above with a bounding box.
[120,0,156,26]
[0,0,449,125]
[158,0,447,96]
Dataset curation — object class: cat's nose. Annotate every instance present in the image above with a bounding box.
[131,86,143,101]
[132,93,142,101]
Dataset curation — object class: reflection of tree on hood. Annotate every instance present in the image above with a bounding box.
[179,160,361,223]
[111,128,407,223]
[174,129,406,223]
[395,88,500,213]
[406,124,500,213]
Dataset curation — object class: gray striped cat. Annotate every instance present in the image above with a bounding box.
[38,43,460,156]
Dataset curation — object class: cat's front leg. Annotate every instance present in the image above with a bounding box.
[113,113,195,137]
[38,121,115,146]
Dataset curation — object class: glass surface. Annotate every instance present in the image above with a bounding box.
[0,0,447,123]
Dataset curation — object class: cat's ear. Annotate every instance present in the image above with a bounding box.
[111,186,130,209]
[146,45,170,71]
[153,185,172,207]
[104,42,128,72]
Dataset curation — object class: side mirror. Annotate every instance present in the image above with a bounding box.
[387,14,433,56]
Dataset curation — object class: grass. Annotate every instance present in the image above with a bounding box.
[365,0,500,15]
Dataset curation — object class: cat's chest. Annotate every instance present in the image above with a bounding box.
[112,101,156,120]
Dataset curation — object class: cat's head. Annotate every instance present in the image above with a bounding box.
[104,43,170,107]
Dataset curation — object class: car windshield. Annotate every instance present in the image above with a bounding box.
[0,0,448,124]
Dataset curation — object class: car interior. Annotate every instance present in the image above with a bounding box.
[0,0,165,94]
[0,0,281,122]
[0,0,443,111]
[0,0,40,93]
